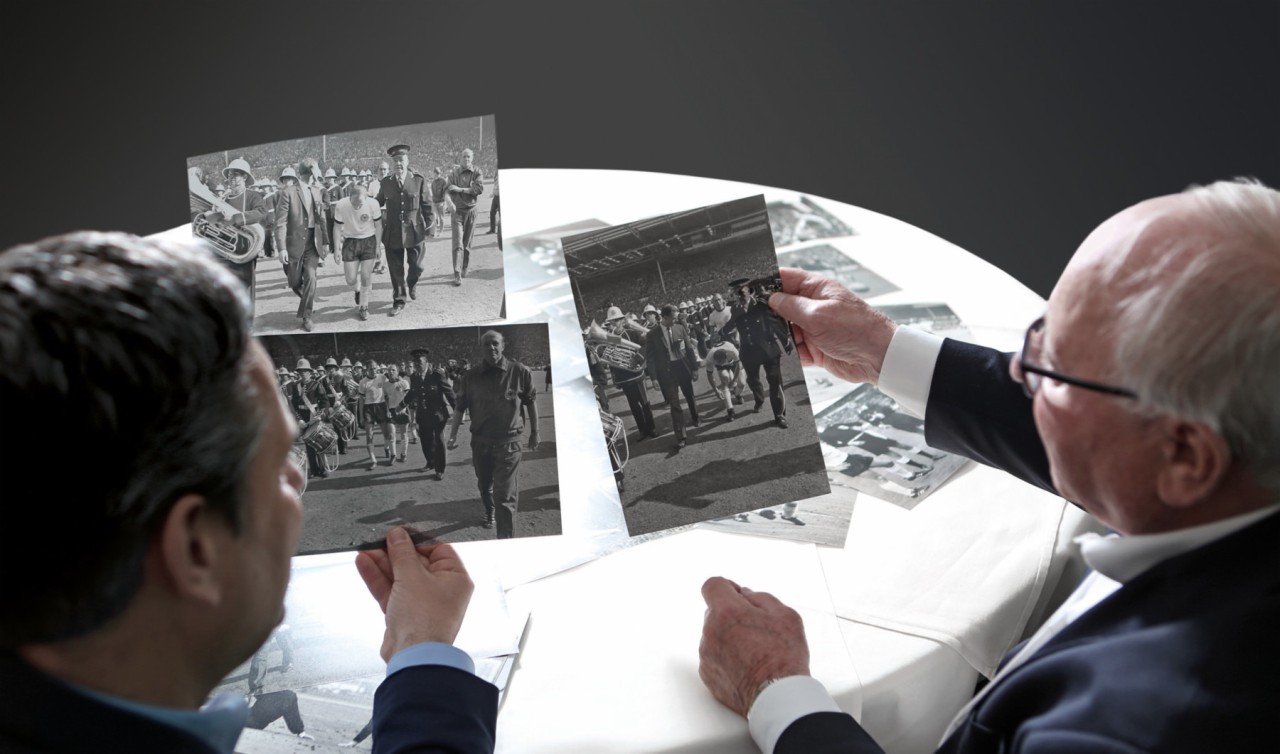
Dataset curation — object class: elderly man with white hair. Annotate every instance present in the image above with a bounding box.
[699,178,1280,753]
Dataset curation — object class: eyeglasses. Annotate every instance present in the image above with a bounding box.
[1015,316,1138,400]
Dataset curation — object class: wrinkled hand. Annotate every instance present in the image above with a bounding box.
[354,527,474,661]
[768,267,897,385]
[699,577,811,717]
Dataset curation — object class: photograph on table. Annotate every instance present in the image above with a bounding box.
[814,383,969,509]
[697,484,857,547]
[766,195,856,248]
[561,195,830,537]
[778,242,899,299]
[186,115,503,335]
[805,301,971,407]
[261,322,559,551]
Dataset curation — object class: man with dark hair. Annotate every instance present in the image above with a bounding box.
[644,303,701,450]
[448,330,538,537]
[379,144,434,314]
[0,232,497,752]
[410,347,456,481]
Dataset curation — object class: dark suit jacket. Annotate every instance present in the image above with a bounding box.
[643,322,698,385]
[0,653,498,754]
[719,300,790,365]
[778,339,1280,753]
[380,171,434,249]
[273,182,330,257]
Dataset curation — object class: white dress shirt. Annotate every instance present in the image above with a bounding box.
[747,326,1280,753]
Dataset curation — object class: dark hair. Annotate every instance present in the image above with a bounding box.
[660,304,677,317]
[0,232,265,647]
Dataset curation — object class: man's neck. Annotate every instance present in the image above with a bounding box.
[18,598,217,710]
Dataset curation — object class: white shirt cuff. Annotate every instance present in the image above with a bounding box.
[877,327,945,419]
[747,675,841,754]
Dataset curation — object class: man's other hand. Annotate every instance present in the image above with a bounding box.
[355,527,473,661]
[699,576,811,717]
[768,267,897,385]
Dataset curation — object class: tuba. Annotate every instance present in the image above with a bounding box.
[585,321,646,381]
[189,168,265,265]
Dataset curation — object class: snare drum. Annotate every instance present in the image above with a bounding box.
[328,405,356,434]
[300,421,338,455]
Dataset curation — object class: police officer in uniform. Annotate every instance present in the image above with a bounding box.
[409,347,456,480]
[718,277,793,428]
[379,144,434,316]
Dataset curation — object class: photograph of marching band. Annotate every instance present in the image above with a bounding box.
[187,115,503,335]
[815,383,970,509]
[766,195,857,248]
[777,242,900,299]
[260,323,559,553]
[562,195,829,537]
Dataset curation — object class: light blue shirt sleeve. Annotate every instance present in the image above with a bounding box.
[386,641,476,678]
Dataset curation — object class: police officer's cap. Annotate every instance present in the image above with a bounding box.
[410,347,430,358]
[387,144,412,156]
[729,277,751,288]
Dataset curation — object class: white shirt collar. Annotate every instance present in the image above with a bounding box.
[1076,503,1280,583]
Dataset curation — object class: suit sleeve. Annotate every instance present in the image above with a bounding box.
[924,339,1055,493]
[273,189,291,251]
[371,665,498,753]
[776,712,886,754]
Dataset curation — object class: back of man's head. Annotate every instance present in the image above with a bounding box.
[0,232,262,647]
[1104,178,1280,493]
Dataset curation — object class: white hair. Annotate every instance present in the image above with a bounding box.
[1108,178,1280,492]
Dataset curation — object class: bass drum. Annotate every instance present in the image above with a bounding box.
[289,443,309,495]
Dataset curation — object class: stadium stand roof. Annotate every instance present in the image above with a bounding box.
[562,196,769,279]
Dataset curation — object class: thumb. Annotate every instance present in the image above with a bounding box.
[385,527,420,577]
[768,291,814,323]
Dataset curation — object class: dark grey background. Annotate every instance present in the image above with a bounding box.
[2,1,1275,297]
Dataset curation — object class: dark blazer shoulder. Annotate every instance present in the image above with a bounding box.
[372,664,498,752]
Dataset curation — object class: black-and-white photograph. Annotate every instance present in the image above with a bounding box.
[562,195,829,537]
[766,196,857,248]
[815,383,969,509]
[697,486,857,548]
[261,323,559,552]
[187,115,503,335]
[778,243,899,298]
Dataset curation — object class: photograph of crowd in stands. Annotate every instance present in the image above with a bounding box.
[766,195,857,248]
[815,383,969,509]
[260,322,559,553]
[187,115,503,336]
[561,195,829,537]
[777,242,900,298]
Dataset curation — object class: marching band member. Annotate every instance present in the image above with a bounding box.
[203,158,267,315]
[332,179,383,321]
[323,357,351,456]
[288,359,332,479]
[603,306,656,439]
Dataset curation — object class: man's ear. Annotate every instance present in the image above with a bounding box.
[156,495,229,607]
[1156,419,1233,509]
